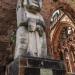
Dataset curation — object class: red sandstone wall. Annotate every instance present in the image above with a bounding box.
[0,0,75,65]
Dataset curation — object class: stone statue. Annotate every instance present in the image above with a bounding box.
[14,0,47,59]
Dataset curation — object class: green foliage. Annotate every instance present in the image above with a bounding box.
[10,32,16,44]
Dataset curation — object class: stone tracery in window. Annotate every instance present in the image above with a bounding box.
[50,9,64,29]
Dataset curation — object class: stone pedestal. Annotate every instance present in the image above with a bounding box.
[6,57,66,75]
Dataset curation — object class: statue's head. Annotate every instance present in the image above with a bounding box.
[23,0,42,12]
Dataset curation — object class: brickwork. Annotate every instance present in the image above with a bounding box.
[0,0,75,72]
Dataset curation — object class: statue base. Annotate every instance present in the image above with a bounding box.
[6,57,66,75]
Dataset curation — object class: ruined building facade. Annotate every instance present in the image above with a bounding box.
[0,0,75,75]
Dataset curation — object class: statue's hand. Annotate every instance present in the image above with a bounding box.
[36,25,43,37]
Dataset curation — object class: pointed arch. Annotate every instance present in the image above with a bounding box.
[52,22,75,51]
[48,4,75,73]
[49,8,75,50]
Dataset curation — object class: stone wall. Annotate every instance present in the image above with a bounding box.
[0,0,75,65]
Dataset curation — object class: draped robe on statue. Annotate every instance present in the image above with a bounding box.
[14,0,47,59]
